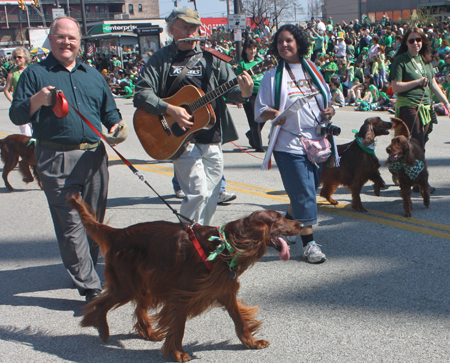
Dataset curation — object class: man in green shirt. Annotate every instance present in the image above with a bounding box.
[10,16,122,304]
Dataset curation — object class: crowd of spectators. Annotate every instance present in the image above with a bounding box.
[3,16,450,112]
[199,17,450,116]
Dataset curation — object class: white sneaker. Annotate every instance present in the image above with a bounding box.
[302,241,326,263]
[175,190,186,199]
[218,190,237,204]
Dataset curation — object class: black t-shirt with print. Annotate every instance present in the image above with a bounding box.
[166,49,221,144]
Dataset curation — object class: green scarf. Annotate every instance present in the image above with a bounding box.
[388,159,425,181]
[352,130,375,155]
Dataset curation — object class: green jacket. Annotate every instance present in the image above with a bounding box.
[134,42,246,144]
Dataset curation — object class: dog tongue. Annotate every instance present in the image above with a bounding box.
[275,236,290,261]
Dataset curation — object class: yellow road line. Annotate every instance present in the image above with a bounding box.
[318,204,450,240]
[109,155,450,239]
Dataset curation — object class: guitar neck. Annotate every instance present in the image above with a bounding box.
[189,78,239,113]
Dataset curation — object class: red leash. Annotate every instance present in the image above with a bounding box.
[230,141,265,160]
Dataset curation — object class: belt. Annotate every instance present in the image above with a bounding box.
[38,140,100,151]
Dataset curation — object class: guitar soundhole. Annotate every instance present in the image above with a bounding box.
[171,106,192,137]
[171,123,188,137]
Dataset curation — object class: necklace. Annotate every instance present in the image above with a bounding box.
[407,51,426,77]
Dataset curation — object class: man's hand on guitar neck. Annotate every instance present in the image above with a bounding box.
[166,104,194,131]
[236,71,254,98]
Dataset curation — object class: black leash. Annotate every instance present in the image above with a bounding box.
[58,91,195,226]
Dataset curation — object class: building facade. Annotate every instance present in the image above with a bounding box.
[0,0,159,30]
[324,0,450,24]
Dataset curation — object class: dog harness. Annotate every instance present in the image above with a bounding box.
[388,159,425,181]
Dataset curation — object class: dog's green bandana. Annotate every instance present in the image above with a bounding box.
[207,226,239,269]
[352,129,375,155]
[388,159,425,181]
[27,138,36,147]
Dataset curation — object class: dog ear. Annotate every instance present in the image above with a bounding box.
[391,117,410,138]
[363,124,375,146]
[402,139,415,165]
[359,119,370,138]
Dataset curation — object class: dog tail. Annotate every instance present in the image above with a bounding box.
[67,194,115,254]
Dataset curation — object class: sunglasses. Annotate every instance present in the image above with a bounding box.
[13,56,23,59]
[407,37,422,44]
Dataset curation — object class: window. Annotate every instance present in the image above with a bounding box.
[95,6,99,13]
[85,5,90,12]
[138,4,143,12]
[129,4,134,14]
[101,6,106,13]
[402,9,411,19]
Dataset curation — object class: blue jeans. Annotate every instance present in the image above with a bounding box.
[173,174,227,194]
[273,151,322,225]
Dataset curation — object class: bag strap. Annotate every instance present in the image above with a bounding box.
[284,62,322,126]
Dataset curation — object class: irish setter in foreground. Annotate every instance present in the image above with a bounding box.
[68,195,303,362]
[319,117,393,212]
[386,135,430,217]
[0,134,42,191]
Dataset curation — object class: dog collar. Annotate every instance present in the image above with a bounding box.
[186,224,212,271]
[353,129,376,155]
[207,226,240,276]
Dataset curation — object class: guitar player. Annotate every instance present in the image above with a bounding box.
[134,7,254,226]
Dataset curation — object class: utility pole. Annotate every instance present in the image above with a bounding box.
[233,0,242,62]
[79,0,87,35]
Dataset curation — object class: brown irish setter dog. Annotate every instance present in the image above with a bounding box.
[67,195,303,362]
[0,134,42,191]
[386,135,430,217]
[319,117,393,212]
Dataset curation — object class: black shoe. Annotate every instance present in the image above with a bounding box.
[254,147,265,152]
[245,131,256,148]
[85,289,102,304]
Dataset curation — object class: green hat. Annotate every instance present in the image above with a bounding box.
[165,6,201,25]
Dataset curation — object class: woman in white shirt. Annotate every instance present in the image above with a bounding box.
[255,24,337,264]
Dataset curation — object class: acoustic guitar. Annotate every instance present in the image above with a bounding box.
[133,57,277,161]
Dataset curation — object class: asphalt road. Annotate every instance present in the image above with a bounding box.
[1,94,450,363]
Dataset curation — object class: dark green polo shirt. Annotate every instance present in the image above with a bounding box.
[10,53,121,145]
[389,52,434,105]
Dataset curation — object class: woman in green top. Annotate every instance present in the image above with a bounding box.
[389,27,449,150]
[235,37,266,152]
[4,47,32,136]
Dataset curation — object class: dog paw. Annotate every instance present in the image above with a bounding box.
[328,198,338,205]
[403,212,412,218]
[173,351,191,362]
[352,204,367,213]
[254,339,270,349]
